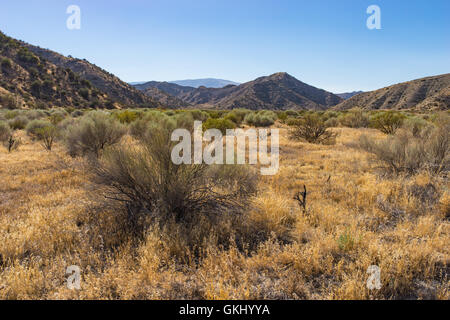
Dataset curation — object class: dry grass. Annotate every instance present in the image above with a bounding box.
[0,127,448,300]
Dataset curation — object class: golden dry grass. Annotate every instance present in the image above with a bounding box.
[0,127,448,300]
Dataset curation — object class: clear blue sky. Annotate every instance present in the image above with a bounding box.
[0,0,449,92]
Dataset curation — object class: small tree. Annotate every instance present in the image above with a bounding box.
[289,113,337,144]
[370,111,406,135]
[36,125,59,151]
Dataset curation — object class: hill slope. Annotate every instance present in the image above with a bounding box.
[23,42,160,108]
[334,74,450,111]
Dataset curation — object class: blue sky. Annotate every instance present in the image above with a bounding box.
[0,0,449,92]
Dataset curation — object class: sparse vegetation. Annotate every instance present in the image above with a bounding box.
[357,120,449,175]
[0,108,448,301]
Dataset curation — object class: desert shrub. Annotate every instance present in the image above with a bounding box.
[1,57,12,70]
[277,111,288,123]
[370,111,406,134]
[24,109,46,120]
[3,134,21,152]
[402,116,432,137]
[203,118,236,135]
[36,125,59,151]
[289,113,337,144]
[114,110,139,124]
[0,121,11,142]
[26,119,53,137]
[339,108,369,128]
[64,111,126,158]
[49,110,67,125]
[129,111,172,140]
[189,109,210,122]
[285,110,299,117]
[4,110,20,120]
[91,122,258,244]
[172,112,195,130]
[244,111,277,127]
[358,122,449,175]
[324,117,339,128]
[224,109,251,126]
[8,116,28,130]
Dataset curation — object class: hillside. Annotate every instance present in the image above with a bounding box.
[0,31,162,109]
[334,74,450,111]
[136,73,343,110]
[23,43,161,108]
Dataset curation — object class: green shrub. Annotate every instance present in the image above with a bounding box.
[8,116,28,130]
[64,111,126,158]
[244,111,277,127]
[189,109,210,122]
[36,125,59,151]
[203,118,236,135]
[339,108,369,128]
[24,109,46,120]
[26,119,53,138]
[324,117,339,128]
[224,109,251,126]
[114,110,139,124]
[289,113,337,145]
[370,111,406,134]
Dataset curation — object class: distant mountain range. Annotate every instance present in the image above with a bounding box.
[131,78,239,89]
[336,91,364,100]
[170,78,240,88]
[134,73,343,110]
[0,31,448,111]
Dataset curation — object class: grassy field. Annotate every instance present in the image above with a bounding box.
[0,121,448,300]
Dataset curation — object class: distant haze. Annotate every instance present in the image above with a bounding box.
[170,79,240,88]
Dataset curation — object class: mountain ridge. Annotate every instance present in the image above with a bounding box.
[334,74,450,111]
[135,72,343,110]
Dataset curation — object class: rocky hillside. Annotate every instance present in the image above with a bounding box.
[334,74,450,111]
[137,72,343,110]
[23,42,160,108]
[0,31,163,109]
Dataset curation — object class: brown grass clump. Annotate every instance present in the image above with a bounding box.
[0,125,448,300]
